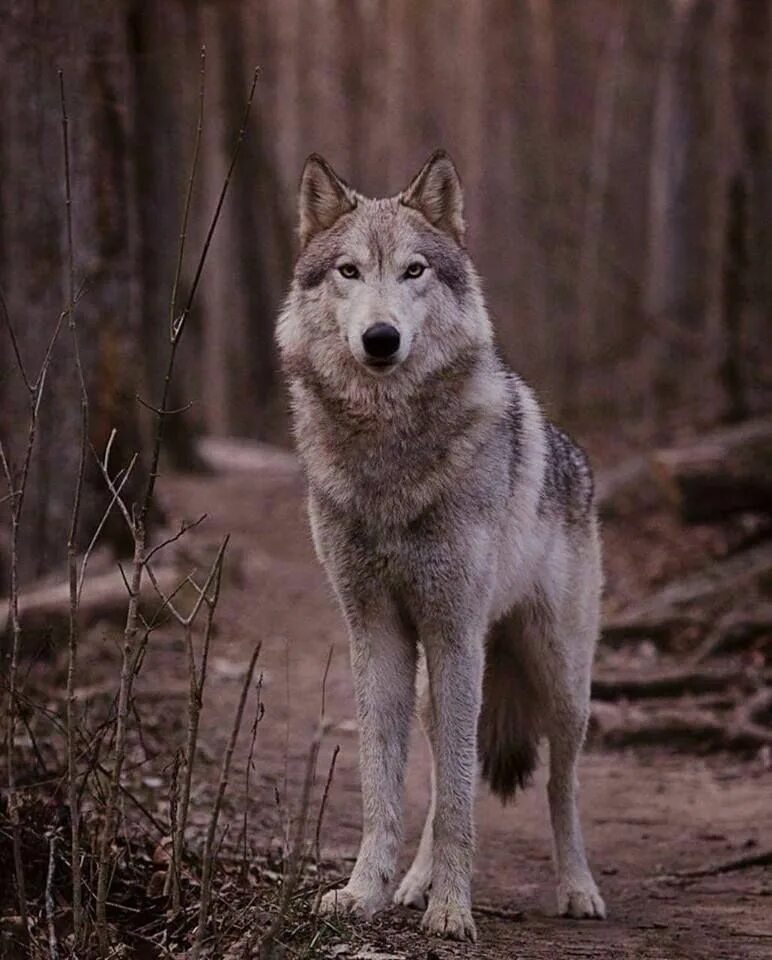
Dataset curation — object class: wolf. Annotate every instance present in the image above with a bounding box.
[276,150,606,942]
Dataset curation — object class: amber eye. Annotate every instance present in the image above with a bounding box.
[338,263,360,279]
[404,262,426,279]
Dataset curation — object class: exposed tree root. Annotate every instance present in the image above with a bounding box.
[591,694,772,752]
[591,668,749,702]
[666,848,772,880]
[614,540,772,625]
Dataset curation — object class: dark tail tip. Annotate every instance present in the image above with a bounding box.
[480,739,539,805]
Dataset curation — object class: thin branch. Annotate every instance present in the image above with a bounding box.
[0,284,31,392]
[166,539,227,908]
[259,719,324,958]
[145,536,226,628]
[0,489,21,508]
[78,449,138,601]
[314,745,340,876]
[173,66,260,342]
[239,673,264,881]
[89,438,135,536]
[143,562,185,623]
[192,640,262,959]
[0,271,84,400]
[144,513,208,566]
[169,45,206,341]
[60,68,89,949]
[95,539,146,951]
[135,394,195,417]
[0,414,36,949]
[45,827,60,960]
[94,57,258,950]
[32,280,88,394]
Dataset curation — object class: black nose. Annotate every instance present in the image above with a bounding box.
[362,323,400,360]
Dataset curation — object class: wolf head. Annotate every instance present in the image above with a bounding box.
[277,151,493,399]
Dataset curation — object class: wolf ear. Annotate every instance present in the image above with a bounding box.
[401,150,465,244]
[298,154,357,248]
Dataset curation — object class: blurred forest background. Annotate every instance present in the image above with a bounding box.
[1,0,771,580]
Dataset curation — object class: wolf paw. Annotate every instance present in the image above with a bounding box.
[318,884,386,920]
[558,879,606,919]
[393,867,431,910]
[421,898,477,942]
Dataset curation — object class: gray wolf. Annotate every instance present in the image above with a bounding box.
[276,150,606,942]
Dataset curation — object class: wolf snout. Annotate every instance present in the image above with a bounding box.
[362,322,400,362]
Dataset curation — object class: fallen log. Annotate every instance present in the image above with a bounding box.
[196,436,299,475]
[651,417,772,523]
[602,612,703,648]
[591,668,749,702]
[615,539,772,625]
[591,695,772,752]
[1,565,180,650]
[690,605,772,663]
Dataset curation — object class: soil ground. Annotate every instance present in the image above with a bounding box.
[121,447,771,960]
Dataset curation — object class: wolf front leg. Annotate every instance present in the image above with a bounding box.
[319,610,417,920]
[394,667,436,909]
[419,627,484,942]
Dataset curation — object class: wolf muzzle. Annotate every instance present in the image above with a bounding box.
[362,322,400,364]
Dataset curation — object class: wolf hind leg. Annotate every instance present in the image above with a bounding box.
[541,598,605,919]
[394,669,435,910]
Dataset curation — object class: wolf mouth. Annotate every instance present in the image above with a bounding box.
[364,357,399,372]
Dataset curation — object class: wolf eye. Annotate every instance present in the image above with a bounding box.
[338,263,360,280]
[404,262,426,279]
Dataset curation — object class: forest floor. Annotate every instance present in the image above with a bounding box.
[6,437,772,959]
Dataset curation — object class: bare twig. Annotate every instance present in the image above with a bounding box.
[95,531,147,951]
[89,434,136,537]
[144,513,208,565]
[169,45,206,341]
[313,744,340,899]
[165,539,228,909]
[135,394,195,418]
[192,640,262,959]
[0,377,39,949]
[166,748,183,910]
[146,535,227,627]
[45,827,61,960]
[0,286,31,392]
[174,65,260,342]
[0,275,83,941]
[95,57,258,948]
[239,673,265,882]
[60,68,90,948]
[258,720,324,959]
[78,439,138,601]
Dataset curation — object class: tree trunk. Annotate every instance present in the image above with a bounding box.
[0,1,148,590]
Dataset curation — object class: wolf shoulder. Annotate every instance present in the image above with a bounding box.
[500,371,596,527]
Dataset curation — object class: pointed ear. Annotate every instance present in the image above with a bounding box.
[298,154,357,247]
[401,150,465,243]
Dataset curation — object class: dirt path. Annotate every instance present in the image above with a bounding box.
[150,453,771,959]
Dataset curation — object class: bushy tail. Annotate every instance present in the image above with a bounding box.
[477,616,541,803]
